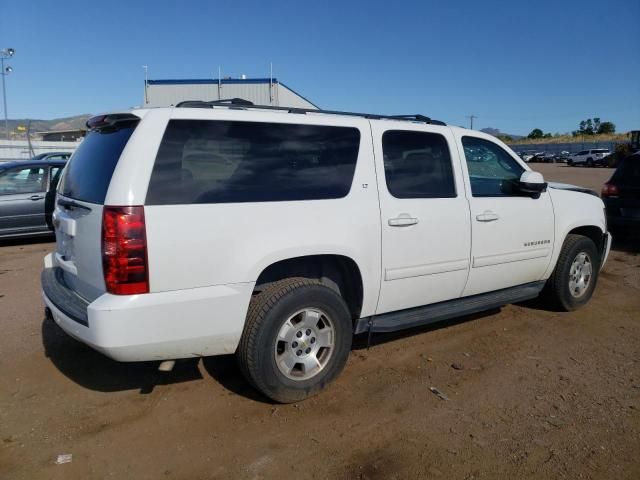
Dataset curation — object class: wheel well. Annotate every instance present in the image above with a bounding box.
[567,226,603,253]
[255,255,364,319]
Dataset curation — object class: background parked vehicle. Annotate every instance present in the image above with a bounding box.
[529,152,554,163]
[518,151,535,162]
[553,151,571,163]
[602,153,640,235]
[32,152,72,161]
[568,149,610,167]
[0,159,67,239]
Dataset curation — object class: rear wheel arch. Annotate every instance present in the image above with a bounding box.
[253,254,364,321]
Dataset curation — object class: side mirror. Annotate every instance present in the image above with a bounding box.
[519,171,547,196]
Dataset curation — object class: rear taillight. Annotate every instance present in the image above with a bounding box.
[102,206,149,295]
[601,183,619,198]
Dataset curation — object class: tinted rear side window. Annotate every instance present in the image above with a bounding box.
[146,120,360,205]
[59,124,138,203]
[382,130,456,198]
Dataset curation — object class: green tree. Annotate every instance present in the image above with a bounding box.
[593,117,601,133]
[528,128,544,139]
[497,134,513,142]
[597,121,616,134]
[585,119,594,135]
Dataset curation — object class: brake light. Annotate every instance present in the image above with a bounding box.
[601,183,619,198]
[102,206,149,295]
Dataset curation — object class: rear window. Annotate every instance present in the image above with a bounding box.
[59,123,138,203]
[145,120,360,205]
[612,156,640,183]
[592,149,609,154]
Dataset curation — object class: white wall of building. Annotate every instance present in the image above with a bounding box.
[146,79,318,110]
[0,139,80,161]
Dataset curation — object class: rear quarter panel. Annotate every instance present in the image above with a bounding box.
[140,109,382,318]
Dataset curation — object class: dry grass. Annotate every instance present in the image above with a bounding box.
[506,132,629,145]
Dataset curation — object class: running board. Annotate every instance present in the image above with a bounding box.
[354,281,545,335]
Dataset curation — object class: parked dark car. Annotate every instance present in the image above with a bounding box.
[32,152,72,161]
[0,159,66,239]
[530,152,555,163]
[602,153,640,235]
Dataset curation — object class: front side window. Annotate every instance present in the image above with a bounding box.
[0,167,46,195]
[461,136,524,197]
[146,120,360,205]
[382,130,456,198]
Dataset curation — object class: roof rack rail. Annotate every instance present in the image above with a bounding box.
[175,99,446,125]
[175,98,254,108]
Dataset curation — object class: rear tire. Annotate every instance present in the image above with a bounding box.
[568,160,574,166]
[586,158,594,167]
[237,277,352,403]
[543,234,600,311]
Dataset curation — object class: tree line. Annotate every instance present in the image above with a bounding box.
[526,118,616,139]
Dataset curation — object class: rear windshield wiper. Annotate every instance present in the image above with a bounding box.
[58,198,92,211]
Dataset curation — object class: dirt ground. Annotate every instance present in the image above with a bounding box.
[1,164,638,479]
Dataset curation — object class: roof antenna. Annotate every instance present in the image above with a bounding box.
[217,66,222,100]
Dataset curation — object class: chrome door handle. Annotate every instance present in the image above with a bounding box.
[388,214,419,227]
[476,211,500,222]
[29,194,44,201]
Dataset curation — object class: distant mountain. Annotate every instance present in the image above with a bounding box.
[480,127,524,140]
[4,114,91,138]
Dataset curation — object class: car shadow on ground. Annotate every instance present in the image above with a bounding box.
[42,307,510,402]
[201,355,274,403]
[41,315,202,394]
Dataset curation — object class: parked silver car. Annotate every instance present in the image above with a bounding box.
[0,159,67,239]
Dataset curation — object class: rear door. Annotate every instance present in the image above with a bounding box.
[372,123,471,314]
[0,165,48,236]
[455,134,555,296]
[54,116,139,301]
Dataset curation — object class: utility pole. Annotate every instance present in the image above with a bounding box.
[142,65,149,105]
[1,48,15,139]
[466,114,477,130]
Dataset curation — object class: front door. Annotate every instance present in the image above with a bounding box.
[373,124,471,315]
[455,134,555,296]
[0,165,48,236]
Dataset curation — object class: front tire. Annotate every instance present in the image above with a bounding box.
[586,158,594,167]
[543,234,600,311]
[237,278,352,403]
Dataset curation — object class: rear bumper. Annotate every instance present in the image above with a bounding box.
[41,262,254,362]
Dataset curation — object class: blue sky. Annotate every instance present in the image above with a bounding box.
[1,0,639,135]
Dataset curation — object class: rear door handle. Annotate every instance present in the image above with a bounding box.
[29,194,44,201]
[388,214,419,227]
[476,211,500,222]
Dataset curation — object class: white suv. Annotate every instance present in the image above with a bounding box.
[42,102,611,402]
[568,149,610,167]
